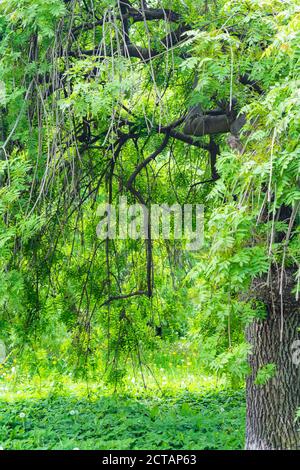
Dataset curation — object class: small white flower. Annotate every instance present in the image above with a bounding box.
[69,410,78,416]
[19,412,26,419]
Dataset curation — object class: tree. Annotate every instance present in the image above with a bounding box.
[0,0,299,449]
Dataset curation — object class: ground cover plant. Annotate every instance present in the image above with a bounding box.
[0,385,245,450]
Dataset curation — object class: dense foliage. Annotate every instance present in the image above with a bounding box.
[0,0,299,450]
[0,385,245,450]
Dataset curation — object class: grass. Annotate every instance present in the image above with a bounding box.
[0,385,245,450]
[0,391,245,450]
[0,341,246,450]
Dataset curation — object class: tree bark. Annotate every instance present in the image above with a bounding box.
[246,275,300,450]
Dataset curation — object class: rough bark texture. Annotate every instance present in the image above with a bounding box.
[246,269,300,449]
[183,113,231,136]
[183,112,246,137]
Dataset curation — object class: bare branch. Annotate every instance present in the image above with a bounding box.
[126,133,170,189]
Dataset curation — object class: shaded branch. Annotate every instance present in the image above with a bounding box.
[128,7,181,23]
[240,73,263,95]
[101,290,148,306]
[126,133,170,189]
[71,6,181,35]
[183,113,232,137]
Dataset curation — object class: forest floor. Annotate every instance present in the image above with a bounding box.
[0,342,245,450]
[0,385,245,450]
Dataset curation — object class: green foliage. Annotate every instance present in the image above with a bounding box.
[0,388,245,450]
[0,0,299,445]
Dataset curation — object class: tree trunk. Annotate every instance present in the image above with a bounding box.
[246,274,300,449]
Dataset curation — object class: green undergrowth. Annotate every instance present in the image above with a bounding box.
[0,341,246,450]
[0,383,245,450]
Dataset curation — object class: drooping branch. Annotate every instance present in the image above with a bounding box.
[166,129,210,149]
[123,133,171,299]
[68,27,188,62]
[67,2,263,99]
[101,290,149,306]
[157,118,210,149]
[60,2,251,196]
[127,7,181,23]
[71,6,181,35]
[126,133,170,190]
[239,73,264,95]
[209,137,220,181]
[67,44,157,61]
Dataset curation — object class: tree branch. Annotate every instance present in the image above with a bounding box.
[101,290,148,306]
[128,7,181,23]
[183,113,232,136]
[71,7,181,35]
[126,133,170,189]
